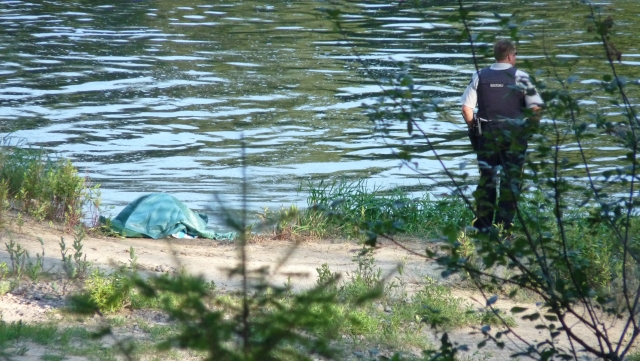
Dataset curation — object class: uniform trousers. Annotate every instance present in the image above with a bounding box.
[472,121,528,232]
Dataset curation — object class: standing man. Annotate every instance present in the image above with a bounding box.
[461,39,543,234]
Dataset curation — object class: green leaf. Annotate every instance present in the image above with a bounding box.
[486,295,498,306]
[523,312,540,321]
[400,76,412,87]
[364,231,377,247]
[325,8,341,20]
[398,150,412,161]
[510,307,527,314]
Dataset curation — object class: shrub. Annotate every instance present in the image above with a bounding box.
[0,146,100,229]
[80,269,133,314]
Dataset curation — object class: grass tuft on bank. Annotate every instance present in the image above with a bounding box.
[0,143,100,229]
[259,179,474,240]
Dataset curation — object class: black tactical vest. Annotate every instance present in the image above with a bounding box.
[476,67,525,121]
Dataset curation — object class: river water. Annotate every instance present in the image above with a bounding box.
[1,0,639,229]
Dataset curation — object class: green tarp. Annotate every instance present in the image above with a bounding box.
[104,193,235,241]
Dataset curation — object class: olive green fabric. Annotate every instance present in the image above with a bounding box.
[105,193,235,241]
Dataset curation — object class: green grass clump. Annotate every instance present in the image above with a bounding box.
[626,351,640,361]
[0,145,100,228]
[516,192,640,295]
[0,321,58,347]
[284,179,473,239]
[412,277,477,330]
[80,269,133,314]
[0,320,116,360]
[312,251,512,356]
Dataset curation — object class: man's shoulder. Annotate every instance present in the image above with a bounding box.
[473,66,493,78]
[514,68,531,78]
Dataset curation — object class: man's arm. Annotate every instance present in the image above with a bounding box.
[462,105,474,127]
[518,72,543,124]
[461,72,478,128]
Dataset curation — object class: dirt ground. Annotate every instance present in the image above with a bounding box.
[0,216,636,360]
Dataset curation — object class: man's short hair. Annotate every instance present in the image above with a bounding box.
[494,39,516,61]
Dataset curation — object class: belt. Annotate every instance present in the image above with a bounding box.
[477,117,506,123]
[481,122,499,129]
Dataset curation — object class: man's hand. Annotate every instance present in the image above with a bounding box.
[526,105,542,125]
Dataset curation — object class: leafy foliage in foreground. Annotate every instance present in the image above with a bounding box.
[69,242,511,360]
[71,260,348,360]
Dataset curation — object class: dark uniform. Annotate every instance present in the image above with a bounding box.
[472,66,529,232]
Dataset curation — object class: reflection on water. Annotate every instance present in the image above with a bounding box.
[1,0,639,228]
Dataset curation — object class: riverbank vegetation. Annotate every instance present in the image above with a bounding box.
[0,140,100,230]
[258,179,473,240]
[264,178,634,299]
